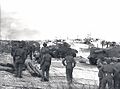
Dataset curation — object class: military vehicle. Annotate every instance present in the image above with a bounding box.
[88,46,120,65]
[48,42,78,58]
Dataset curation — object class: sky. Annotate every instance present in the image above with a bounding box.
[1,0,120,41]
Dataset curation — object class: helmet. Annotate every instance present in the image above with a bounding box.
[43,43,47,47]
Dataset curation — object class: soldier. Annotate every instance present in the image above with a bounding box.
[100,58,117,89]
[11,41,17,57]
[33,50,41,64]
[40,43,52,81]
[97,57,106,89]
[41,43,49,55]
[14,42,26,78]
[29,44,35,60]
[114,59,120,89]
[62,52,76,84]
[40,52,52,81]
[11,41,20,71]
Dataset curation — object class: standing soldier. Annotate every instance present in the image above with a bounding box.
[14,42,26,78]
[41,43,49,55]
[11,41,20,71]
[114,58,120,89]
[29,44,35,60]
[11,41,19,64]
[100,58,117,89]
[62,52,76,84]
[40,43,52,81]
[97,57,106,89]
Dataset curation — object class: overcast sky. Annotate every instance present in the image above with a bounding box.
[1,0,120,41]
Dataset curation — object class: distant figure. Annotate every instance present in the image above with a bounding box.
[40,43,52,81]
[62,52,76,84]
[13,42,26,78]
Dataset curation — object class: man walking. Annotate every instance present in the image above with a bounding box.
[62,52,76,84]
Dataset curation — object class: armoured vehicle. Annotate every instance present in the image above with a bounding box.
[88,46,120,65]
[48,42,78,58]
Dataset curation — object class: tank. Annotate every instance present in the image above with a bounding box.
[88,46,120,65]
[48,43,78,58]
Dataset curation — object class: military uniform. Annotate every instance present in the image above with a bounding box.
[29,45,35,60]
[11,46,17,65]
[114,62,120,89]
[40,43,51,81]
[100,59,117,89]
[40,53,52,81]
[41,46,49,55]
[14,47,26,78]
[11,43,18,57]
[40,43,49,59]
[62,55,76,84]
[97,58,106,89]
[11,42,20,71]
[33,51,41,64]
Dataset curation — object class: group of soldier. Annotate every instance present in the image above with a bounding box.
[97,57,120,89]
[9,40,120,88]
[11,41,76,84]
